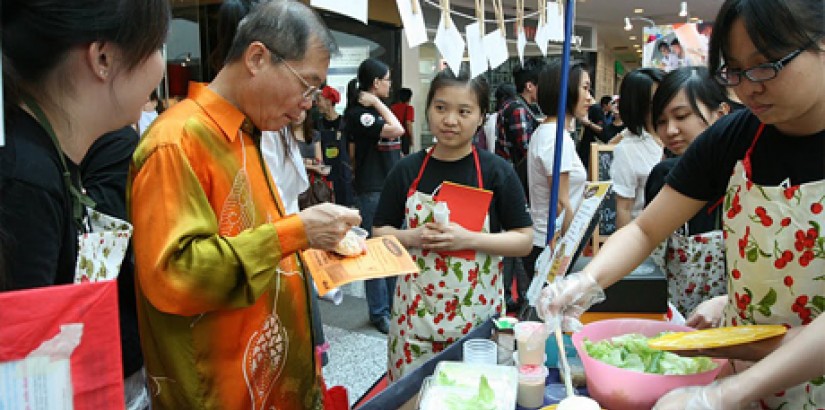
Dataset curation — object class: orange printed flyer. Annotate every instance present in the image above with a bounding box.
[302,235,419,296]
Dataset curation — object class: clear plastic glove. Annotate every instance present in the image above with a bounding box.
[536,271,605,332]
[653,378,759,410]
[686,295,728,330]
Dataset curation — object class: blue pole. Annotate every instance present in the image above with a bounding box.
[545,0,576,246]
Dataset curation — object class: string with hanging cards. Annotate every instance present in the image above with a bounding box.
[424,0,550,24]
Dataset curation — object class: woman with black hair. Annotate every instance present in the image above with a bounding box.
[345,57,405,333]
[1,0,170,407]
[644,66,732,317]
[609,68,664,229]
[373,69,532,380]
[538,0,825,407]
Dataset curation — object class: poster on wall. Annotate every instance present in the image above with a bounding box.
[642,23,712,72]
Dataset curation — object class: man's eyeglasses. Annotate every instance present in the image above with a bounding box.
[267,47,322,101]
[714,46,806,86]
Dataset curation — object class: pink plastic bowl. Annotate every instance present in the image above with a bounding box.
[572,319,726,410]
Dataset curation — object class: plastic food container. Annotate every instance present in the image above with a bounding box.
[517,365,549,409]
[463,338,497,365]
[572,319,726,410]
[332,226,368,256]
[419,361,518,410]
[515,321,549,366]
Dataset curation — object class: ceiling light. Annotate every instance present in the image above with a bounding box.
[629,36,637,40]
[634,8,644,14]
[624,17,632,31]
[679,2,688,17]
[634,43,641,48]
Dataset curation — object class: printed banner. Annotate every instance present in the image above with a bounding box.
[643,23,713,72]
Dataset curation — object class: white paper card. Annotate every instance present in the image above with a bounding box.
[0,324,83,410]
[548,2,565,42]
[311,0,368,24]
[434,15,465,75]
[395,0,428,48]
[516,28,527,67]
[534,22,551,56]
[465,22,488,78]
[484,29,509,71]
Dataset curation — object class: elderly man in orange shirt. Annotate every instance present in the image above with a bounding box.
[129,1,360,408]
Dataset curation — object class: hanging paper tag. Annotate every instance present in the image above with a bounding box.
[465,22,488,78]
[434,14,466,74]
[396,0,428,47]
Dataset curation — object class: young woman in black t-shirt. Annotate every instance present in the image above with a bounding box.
[540,1,825,408]
[373,69,532,381]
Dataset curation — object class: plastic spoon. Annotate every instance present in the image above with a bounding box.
[555,327,601,409]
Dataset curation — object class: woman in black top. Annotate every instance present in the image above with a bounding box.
[344,57,405,332]
[645,67,732,233]
[1,0,169,407]
[317,85,356,206]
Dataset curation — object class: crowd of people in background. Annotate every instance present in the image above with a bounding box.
[1,0,823,409]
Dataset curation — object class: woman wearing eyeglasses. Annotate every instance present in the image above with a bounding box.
[536,0,825,408]
[345,57,406,333]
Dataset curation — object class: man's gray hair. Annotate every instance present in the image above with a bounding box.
[224,0,337,64]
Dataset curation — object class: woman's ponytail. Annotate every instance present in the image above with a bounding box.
[344,78,359,116]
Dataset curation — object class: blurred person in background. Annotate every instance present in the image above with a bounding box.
[390,87,415,156]
[524,60,592,284]
[609,68,664,229]
[345,57,405,334]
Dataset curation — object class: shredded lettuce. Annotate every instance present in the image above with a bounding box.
[583,333,717,375]
[440,375,497,410]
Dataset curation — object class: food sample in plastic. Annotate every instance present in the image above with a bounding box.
[332,227,368,257]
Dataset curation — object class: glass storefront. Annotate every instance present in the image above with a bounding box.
[161,1,402,113]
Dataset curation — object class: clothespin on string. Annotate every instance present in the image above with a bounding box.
[493,0,505,37]
[440,0,451,28]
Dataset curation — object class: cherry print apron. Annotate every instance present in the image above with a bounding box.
[665,223,726,317]
[388,148,503,381]
[722,124,825,408]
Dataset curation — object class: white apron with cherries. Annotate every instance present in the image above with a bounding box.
[388,148,503,381]
[74,207,133,283]
[665,224,726,317]
[722,123,825,408]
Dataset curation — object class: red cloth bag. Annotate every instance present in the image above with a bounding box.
[0,281,124,409]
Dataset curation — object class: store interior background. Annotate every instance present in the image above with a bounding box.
[161,0,723,402]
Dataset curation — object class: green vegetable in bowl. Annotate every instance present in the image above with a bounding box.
[583,333,718,375]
